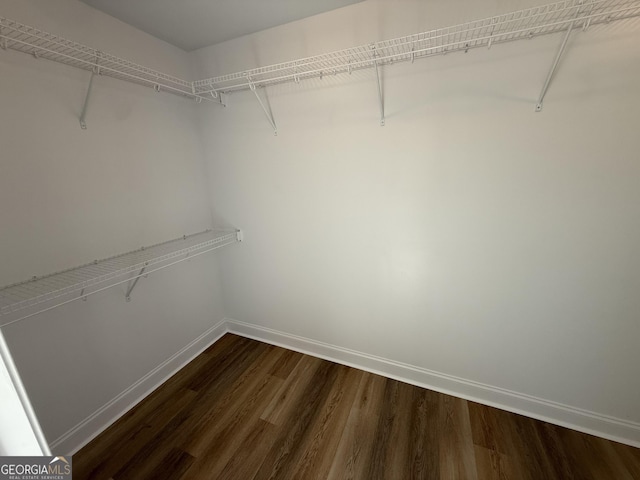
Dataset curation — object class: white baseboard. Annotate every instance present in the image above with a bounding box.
[52,316,640,454]
[226,318,640,448]
[50,320,228,455]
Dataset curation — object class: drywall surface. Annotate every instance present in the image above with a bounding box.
[194,0,640,438]
[0,0,225,449]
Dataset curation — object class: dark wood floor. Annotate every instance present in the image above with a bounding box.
[73,334,640,479]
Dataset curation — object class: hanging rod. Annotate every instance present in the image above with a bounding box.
[0,229,242,328]
[193,0,640,95]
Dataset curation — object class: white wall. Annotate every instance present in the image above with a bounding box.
[194,0,640,441]
[2,0,638,452]
[0,0,226,451]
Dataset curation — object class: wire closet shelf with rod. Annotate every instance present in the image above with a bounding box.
[1,0,639,129]
[0,15,220,103]
[0,229,243,329]
[193,0,640,94]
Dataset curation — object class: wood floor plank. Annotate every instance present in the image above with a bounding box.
[504,414,562,480]
[179,343,284,456]
[179,374,284,480]
[111,400,199,480]
[268,348,304,379]
[534,421,579,479]
[468,402,515,455]
[364,379,415,480]
[289,366,363,479]
[469,403,573,480]
[260,355,322,425]
[612,441,640,478]
[73,352,209,477]
[561,429,636,480]
[73,334,640,480]
[215,419,278,480]
[326,372,388,480]
[202,332,243,356]
[252,361,341,480]
[438,396,478,480]
[186,335,261,393]
[593,437,637,480]
[112,336,269,480]
[473,445,516,480]
[142,447,195,480]
[407,388,440,480]
[73,388,197,480]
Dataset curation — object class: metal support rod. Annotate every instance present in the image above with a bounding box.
[79,71,95,129]
[582,0,596,31]
[488,22,496,49]
[249,80,277,135]
[372,47,385,126]
[0,330,51,455]
[125,266,146,301]
[535,18,576,112]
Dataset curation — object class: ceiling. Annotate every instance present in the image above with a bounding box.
[81,0,365,51]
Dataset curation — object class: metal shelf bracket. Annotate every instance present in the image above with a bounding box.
[535,5,583,112]
[202,82,227,107]
[79,71,95,129]
[79,54,101,129]
[371,45,385,127]
[247,76,278,135]
[125,264,147,302]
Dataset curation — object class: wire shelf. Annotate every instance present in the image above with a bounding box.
[194,0,640,95]
[0,16,218,103]
[2,0,638,104]
[0,230,241,327]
